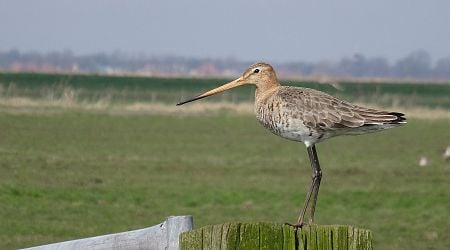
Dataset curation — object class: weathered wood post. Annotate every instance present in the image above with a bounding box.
[180,223,373,250]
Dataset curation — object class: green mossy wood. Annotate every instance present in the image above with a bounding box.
[180,223,373,250]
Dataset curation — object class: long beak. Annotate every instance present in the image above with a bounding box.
[176,77,244,106]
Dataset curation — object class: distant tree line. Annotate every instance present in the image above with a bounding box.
[0,49,449,80]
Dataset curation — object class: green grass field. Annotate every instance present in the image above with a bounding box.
[0,73,449,249]
[0,112,449,249]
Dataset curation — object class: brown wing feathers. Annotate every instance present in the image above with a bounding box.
[278,86,406,130]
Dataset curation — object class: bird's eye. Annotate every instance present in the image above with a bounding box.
[253,68,260,73]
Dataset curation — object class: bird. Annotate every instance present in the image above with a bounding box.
[177,62,406,227]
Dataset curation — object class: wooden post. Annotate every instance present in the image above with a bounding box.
[180,222,373,250]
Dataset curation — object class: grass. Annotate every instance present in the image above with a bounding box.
[0,111,449,249]
[1,72,450,108]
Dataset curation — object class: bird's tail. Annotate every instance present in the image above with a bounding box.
[328,104,406,136]
[386,112,407,124]
[353,107,407,126]
[342,108,407,135]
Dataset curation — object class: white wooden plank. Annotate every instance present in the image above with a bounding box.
[22,215,193,250]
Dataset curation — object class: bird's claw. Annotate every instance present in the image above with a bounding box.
[284,221,306,229]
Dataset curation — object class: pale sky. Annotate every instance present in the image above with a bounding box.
[1,0,449,63]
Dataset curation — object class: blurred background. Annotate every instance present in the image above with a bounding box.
[0,1,449,249]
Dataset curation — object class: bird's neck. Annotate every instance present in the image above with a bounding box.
[255,81,279,104]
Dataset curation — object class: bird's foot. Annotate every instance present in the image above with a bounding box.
[284,221,307,229]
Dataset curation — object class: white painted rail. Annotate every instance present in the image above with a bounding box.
[22,215,193,250]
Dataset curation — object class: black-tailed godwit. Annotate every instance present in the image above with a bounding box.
[177,62,406,227]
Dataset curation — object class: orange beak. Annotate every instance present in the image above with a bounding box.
[176,77,245,106]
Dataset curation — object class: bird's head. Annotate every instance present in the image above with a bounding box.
[177,62,278,105]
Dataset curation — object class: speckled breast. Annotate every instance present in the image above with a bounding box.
[255,101,319,146]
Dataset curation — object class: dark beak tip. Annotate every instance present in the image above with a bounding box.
[176,95,208,106]
[176,99,191,106]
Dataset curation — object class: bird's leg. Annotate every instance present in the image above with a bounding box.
[307,145,322,224]
[293,170,316,227]
[290,145,322,228]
